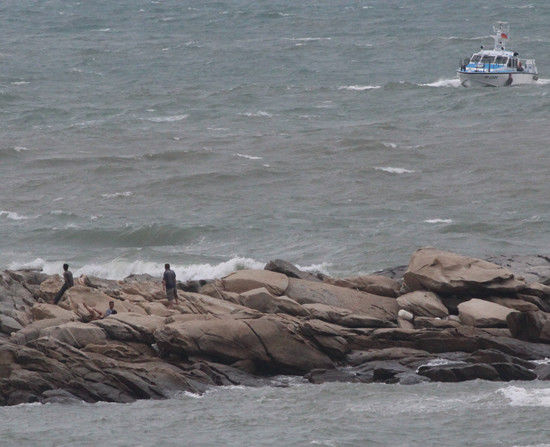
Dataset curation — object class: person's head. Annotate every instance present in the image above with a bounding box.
[165,263,170,270]
[63,263,69,271]
[109,301,115,310]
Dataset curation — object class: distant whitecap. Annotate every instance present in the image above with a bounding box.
[145,114,188,122]
[338,85,381,91]
[240,111,273,118]
[101,191,133,199]
[236,153,263,160]
[424,219,453,224]
[0,210,30,220]
[375,167,415,174]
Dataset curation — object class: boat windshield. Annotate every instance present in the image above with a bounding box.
[471,55,482,63]
[481,55,494,64]
[495,56,508,65]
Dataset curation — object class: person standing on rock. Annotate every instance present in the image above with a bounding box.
[54,263,74,304]
[162,263,178,307]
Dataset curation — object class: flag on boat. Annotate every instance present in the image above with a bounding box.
[501,33,508,39]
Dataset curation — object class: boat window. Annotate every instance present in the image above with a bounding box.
[481,55,494,64]
[495,56,507,65]
[471,55,482,63]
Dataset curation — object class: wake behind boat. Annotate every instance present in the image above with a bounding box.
[457,22,539,87]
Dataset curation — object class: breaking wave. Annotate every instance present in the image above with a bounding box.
[497,386,550,408]
[0,210,31,220]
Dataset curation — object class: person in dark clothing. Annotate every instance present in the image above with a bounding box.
[162,263,178,307]
[54,263,74,304]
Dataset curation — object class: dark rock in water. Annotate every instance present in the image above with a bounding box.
[418,363,500,382]
[491,363,537,381]
[465,349,535,369]
[305,368,361,384]
[477,335,550,360]
[485,254,550,285]
[41,389,81,404]
[507,311,550,343]
[535,364,550,380]
[264,259,321,282]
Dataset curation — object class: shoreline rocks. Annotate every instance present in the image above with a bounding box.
[1,247,549,406]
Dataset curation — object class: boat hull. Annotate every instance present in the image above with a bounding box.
[458,71,539,87]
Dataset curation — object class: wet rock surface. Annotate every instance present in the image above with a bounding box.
[1,248,549,405]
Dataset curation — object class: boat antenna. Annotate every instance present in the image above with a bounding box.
[492,22,510,50]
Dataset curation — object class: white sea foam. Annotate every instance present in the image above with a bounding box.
[535,78,550,85]
[241,111,273,117]
[533,358,550,365]
[338,85,381,91]
[13,146,30,152]
[498,386,550,407]
[420,78,461,88]
[145,114,188,122]
[236,153,263,160]
[415,358,466,373]
[382,142,397,148]
[424,219,453,224]
[375,167,415,174]
[7,257,331,282]
[101,191,133,199]
[11,81,29,85]
[0,210,30,220]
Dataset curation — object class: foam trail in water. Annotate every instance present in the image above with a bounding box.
[535,78,550,85]
[498,386,550,407]
[420,78,461,88]
[375,167,415,174]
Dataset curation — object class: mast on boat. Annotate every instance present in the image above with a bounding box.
[492,22,510,51]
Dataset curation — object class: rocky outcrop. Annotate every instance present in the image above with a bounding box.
[1,247,550,406]
[404,247,526,296]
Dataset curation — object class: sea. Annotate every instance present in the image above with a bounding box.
[0,0,549,444]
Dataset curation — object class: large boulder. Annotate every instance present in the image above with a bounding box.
[324,275,400,298]
[154,316,333,374]
[458,299,514,327]
[31,303,78,321]
[37,275,64,301]
[284,278,398,321]
[40,322,107,348]
[221,270,289,296]
[0,271,34,308]
[506,311,550,343]
[238,288,308,316]
[404,248,526,295]
[486,297,540,312]
[397,291,449,318]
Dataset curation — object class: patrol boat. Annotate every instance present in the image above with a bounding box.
[458,22,539,87]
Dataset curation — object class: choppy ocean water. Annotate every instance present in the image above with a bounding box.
[1,0,549,280]
[1,381,549,446]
